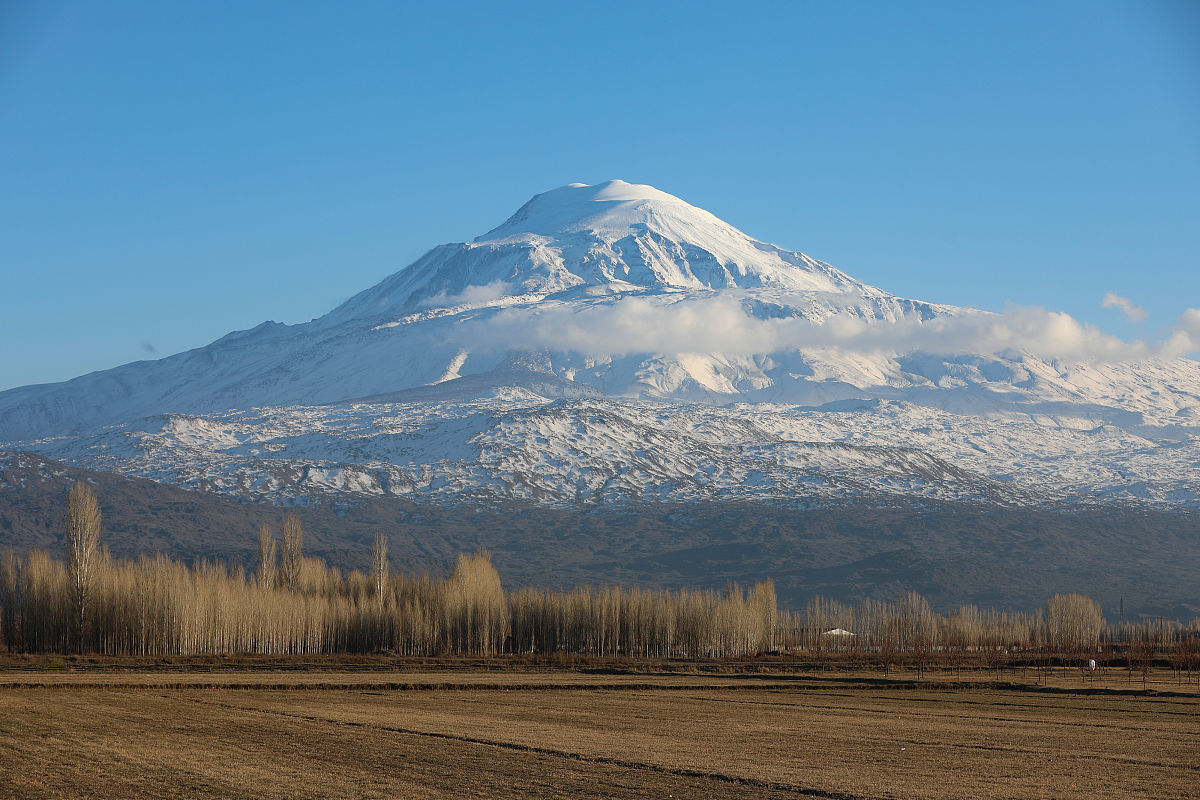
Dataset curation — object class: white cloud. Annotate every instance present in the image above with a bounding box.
[452,293,1200,364]
[1102,292,1148,323]
[419,281,513,309]
[1176,307,1200,335]
[1161,308,1200,357]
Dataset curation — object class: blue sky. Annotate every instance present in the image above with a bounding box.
[1,0,1197,391]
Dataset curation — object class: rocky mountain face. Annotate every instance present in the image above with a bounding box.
[2,179,1197,511]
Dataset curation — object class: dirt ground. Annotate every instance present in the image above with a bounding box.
[1,669,1196,799]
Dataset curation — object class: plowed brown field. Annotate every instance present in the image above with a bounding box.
[1,669,1196,799]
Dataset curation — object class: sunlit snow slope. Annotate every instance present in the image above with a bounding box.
[3,180,1198,508]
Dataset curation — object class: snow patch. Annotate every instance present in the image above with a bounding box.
[434,351,469,384]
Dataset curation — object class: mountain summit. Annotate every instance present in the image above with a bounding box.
[482,180,702,238]
[328,180,867,323]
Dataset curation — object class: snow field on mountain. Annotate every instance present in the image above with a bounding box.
[0,179,1197,511]
[16,393,1198,507]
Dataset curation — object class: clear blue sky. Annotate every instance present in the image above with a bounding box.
[2,0,1197,391]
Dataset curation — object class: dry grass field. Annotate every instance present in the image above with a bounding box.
[1,665,1196,800]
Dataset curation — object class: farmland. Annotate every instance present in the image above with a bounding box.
[1,663,1196,799]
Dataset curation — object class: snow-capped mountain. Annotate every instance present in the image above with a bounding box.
[327,179,869,320]
[3,180,1199,509]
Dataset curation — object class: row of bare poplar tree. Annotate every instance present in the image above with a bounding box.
[789,591,1110,658]
[0,544,776,658]
[1,483,1197,667]
[785,592,1200,681]
[0,484,780,657]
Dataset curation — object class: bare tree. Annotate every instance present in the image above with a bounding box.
[0,550,20,652]
[446,549,507,655]
[65,481,102,651]
[371,532,389,607]
[280,514,303,592]
[912,628,932,680]
[1181,629,1199,686]
[1132,632,1155,689]
[256,524,277,590]
[1047,593,1103,673]
[750,579,776,654]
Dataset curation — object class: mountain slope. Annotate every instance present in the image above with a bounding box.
[4,450,1197,616]
[16,393,1199,509]
[1,180,1198,513]
[0,180,957,439]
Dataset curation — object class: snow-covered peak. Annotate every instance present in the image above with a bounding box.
[328,180,872,323]
[478,180,710,241]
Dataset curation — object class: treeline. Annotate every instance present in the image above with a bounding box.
[786,592,1112,661]
[781,593,1200,681]
[0,546,778,658]
[0,484,783,656]
[1,484,1198,672]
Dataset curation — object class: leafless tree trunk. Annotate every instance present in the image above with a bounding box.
[912,629,931,680]
[256,524,276,590]
[65,482,101,651]
[280,514,303,592]
[371,533,389,607]
[0,549,21,652]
